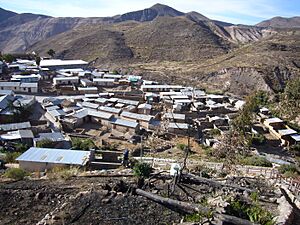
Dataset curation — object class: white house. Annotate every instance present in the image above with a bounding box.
[53,77,79,86]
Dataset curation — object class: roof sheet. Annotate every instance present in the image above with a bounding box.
[121,111,153,122]
[278,129,297,136]
[291,134,300,142]
[0,122,31,131]
[164,112,185,120]
[40,59,88,67]
[110,118,138,128]
[17,147,90,166]
[168,122,189,130]
[265,118,283,124]
[35,132,65,142]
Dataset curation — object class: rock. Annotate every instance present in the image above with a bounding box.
[35,192,45,200]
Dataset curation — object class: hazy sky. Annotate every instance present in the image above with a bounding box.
[0,0,299,25]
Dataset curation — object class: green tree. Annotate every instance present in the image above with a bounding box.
[280,78,300,119]
[36,139,56,148]
[2,54,15,63]
[35,56,41,66]
[47,49,56,58]
[71,138,96,151]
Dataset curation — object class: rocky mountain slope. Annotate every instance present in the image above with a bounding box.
[257,16,300,28]
[0,4,299,96]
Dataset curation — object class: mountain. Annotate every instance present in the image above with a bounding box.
[112,3,184,22]
[0,7,17,23]
[0,4,299,96]
[257,16,300,28]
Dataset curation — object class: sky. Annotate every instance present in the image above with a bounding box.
[0,0,299,25]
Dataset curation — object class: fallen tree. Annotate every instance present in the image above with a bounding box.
[135,188,258,225]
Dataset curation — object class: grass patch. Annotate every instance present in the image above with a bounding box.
[4,168,28,180]
[47,167,80,180]
[239,156,272,167]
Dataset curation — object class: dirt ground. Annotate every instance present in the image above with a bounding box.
[0,177,181,225]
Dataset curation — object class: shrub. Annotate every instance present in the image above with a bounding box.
[4,168,28,180]
[226,198,275,225]
[251,134,266,145]
[71,138,97,151]
[278,164,299,177]
[177,143,187,151]
[47,167,79,180]
[133,162,153,178]
[240,156,272,167]
[4,152,22,163]
[36,139,57,148]
[208,129,221,136]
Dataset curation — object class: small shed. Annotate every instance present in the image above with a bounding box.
[17,147,91,172]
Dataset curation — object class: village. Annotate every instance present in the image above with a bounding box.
[0,56,300,225]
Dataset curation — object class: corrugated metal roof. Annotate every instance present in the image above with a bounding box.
[164,112,185,120]
[265,118,283,124]
[110,118,138,128]
[121,111,153,122]
[20,83,38,88]
[48,109,66,118]
[168,122,189,130]
[291,134,300,142]
[35,132,65,142]
[81,101,99,109]
[0,122,31,131]
[88,109,113,120]
[40,59,88,67]
[117,98,139,106]
[17,147,90,166]
[278,129,297,136]
[99,106,122,114]
[1,129,34,140]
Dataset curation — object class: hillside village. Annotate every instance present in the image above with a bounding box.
[0,55,299,224]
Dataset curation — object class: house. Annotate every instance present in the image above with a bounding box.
[277,129,298,146]
[0,82,38,93]
[263,118,285,130]
[80,101,99,110]
[0,122,31,133]
[103,74,123,80]
[34,132,69,148]
[110,118,140,134]
[53,77,79,86]
[93,78,116,87]
[80,79,93,87]
[164,112,186,123]
[137,103,152,114]
[40,59,88,70]
[141,85,183,93]
[16,147,91,172]
[47,109,66,121]
[78,87,98,94]
[117,98,139,107]
[120,111,153,129]
[98,106,122,117]
[11,74,41,83]
[64,108,113,129]
[0,129,34,146]
[168,122,189,135]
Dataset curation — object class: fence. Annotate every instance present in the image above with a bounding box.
[135,157,300,200]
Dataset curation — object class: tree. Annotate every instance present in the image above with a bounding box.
[71,138,97,151]
[35,56,41,66]
[2,54,15,63]
[47,49,56,58]
[279,78,300,119]
[4,168,28,180]
[36,139,56,148]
